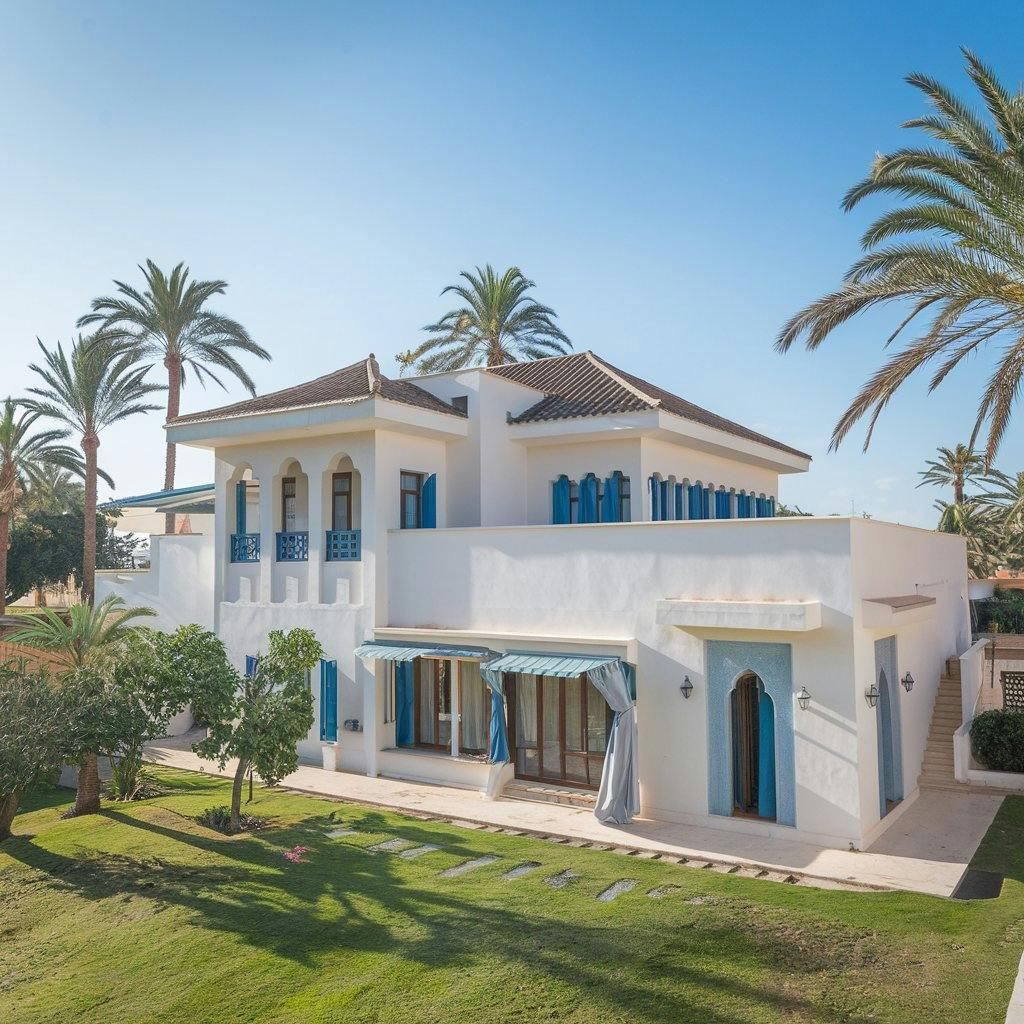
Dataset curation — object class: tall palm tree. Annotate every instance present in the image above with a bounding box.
[980,468,1024,526]
[26,334,163,604]
[404,265,572,373]
[934,498,1003,579]
[0,398,89,614]
[917,444,985,504]
[77,260,270,531]
[8,595,154,815]
[777,50,1024,462]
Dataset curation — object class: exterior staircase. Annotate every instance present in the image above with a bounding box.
[917,656,966,792]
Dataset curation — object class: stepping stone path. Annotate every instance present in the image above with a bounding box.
[440,856,500,878]
[398,844,439,859]
[503,862,541,880]
[368,838,413,853]
[545,869,578,890]
[597,879,638,902]
[326,828,357,838]
[646,885,682,898]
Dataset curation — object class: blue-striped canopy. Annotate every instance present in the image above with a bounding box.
[353,640,494,662]
[480,651,620,678]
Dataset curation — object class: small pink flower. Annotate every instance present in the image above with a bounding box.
[282,844,310,863]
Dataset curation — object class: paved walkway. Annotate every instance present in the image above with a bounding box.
[143,740,1003,898]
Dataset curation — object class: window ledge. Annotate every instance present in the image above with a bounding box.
[383,745,488,765]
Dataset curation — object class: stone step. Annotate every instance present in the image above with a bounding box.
[503,780,597,809]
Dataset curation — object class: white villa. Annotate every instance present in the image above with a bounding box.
[98,350,970,848]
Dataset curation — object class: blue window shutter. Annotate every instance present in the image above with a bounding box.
[580,474,599,523]
[675,483,684,520]
[553,475,571,524]
[244,655,258,678]
[395,662,415,746]
[421,474,437,528]
[739,493,751,518]
[688,484,702,520]
[715,489,730,519]
[702,487,711,519]
[235,481,247,535]
[319,659,338,742]
[659,480,670,521]
[601,473,619,522]
[649,476,660,521]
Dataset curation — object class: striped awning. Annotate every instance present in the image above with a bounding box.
[354,640,495,662]
[481,651,621,678]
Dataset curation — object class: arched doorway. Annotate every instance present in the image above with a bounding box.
[730,672,777,821]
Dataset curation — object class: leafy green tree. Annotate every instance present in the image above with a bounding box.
[194,628,322,832]
[7,596,155,815]
[0,664,67,840]
[26,333,163,603]
[0,398,89,614]
[777,50,1024,461]
[78,261,270,532]
[918,445,985,505]
[404,265,572,373]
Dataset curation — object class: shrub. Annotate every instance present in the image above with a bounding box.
[196,805,268,835]
[977,591,1024,635]
[971,709,1024,772]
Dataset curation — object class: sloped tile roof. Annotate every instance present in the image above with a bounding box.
[170,355,466,425]
[489,351,809,459]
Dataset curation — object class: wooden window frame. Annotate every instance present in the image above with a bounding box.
[281,476,296,530]
[413,658,453,750]
[506,673,612,790]
[331,471,352,532]
[400,470,424,530]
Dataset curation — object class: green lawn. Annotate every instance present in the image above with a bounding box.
[1,770,1022,1024]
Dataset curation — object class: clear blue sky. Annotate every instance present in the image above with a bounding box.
[2,1,1023,525]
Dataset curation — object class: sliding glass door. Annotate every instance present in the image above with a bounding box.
[507,673,610,789]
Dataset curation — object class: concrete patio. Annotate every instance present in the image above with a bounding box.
[141,734,1004,898]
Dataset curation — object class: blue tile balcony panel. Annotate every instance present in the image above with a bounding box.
[326,528,361,561]
[276,531,309,562]
[230,533,260,563]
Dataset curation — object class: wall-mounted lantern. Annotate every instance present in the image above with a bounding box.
[865,683,879,708]
[901,672,915,693]
[680,675,693,699]
[797,686,812,711]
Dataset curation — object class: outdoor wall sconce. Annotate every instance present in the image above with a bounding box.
[901,672,915,693]
[797,686,812,711]
[865,684,879,708]
[680,676,693,699]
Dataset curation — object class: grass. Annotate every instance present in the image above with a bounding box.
[1,769,1021,1024]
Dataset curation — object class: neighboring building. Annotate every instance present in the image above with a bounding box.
[99,351,970,848]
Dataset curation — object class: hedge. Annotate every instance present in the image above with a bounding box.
[971,709,1024,773]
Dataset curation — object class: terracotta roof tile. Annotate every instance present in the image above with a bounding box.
[170,355,466,425]
[489,352,809,460]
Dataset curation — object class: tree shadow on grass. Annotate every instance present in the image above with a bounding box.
[3,811,886,1024]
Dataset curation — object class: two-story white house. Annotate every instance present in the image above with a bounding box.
[99,350,970,849]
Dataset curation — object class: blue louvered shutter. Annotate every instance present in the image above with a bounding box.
[737,493,751,518]
[688,483,702,520]
[659,480,670,520]
[235,480,247,534]
[395,662,415,746]
[715,489,730,519]
[703,487,711,519]
[649,477,660,521]
[675,483,684,520]
[602,473,619,522]
[320,659,338,742]
[244,655,258,678]
[553,475,571,524]
[580,474,599,523]
[421,474,437,528]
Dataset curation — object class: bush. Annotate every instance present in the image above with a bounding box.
[977,591,1024,634]
[971,709,1024,772]
[196,805,269,835]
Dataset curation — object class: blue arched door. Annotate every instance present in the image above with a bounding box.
[730,673,777,821]
[875,636,903,818]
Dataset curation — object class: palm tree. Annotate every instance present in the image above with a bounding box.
[917,444,985,504]
[934,498,1003,579]
[777,50,1024,462]
[980,468,1024,526]
[77,260,270,532]
[0,398,89,614]
[404,265,572,373]
[26,334,163,604]
[8,595,154,815]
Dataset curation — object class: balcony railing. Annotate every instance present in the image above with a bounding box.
[276,531,309,562]
[230,533,260,563]
[326,528,361,561]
